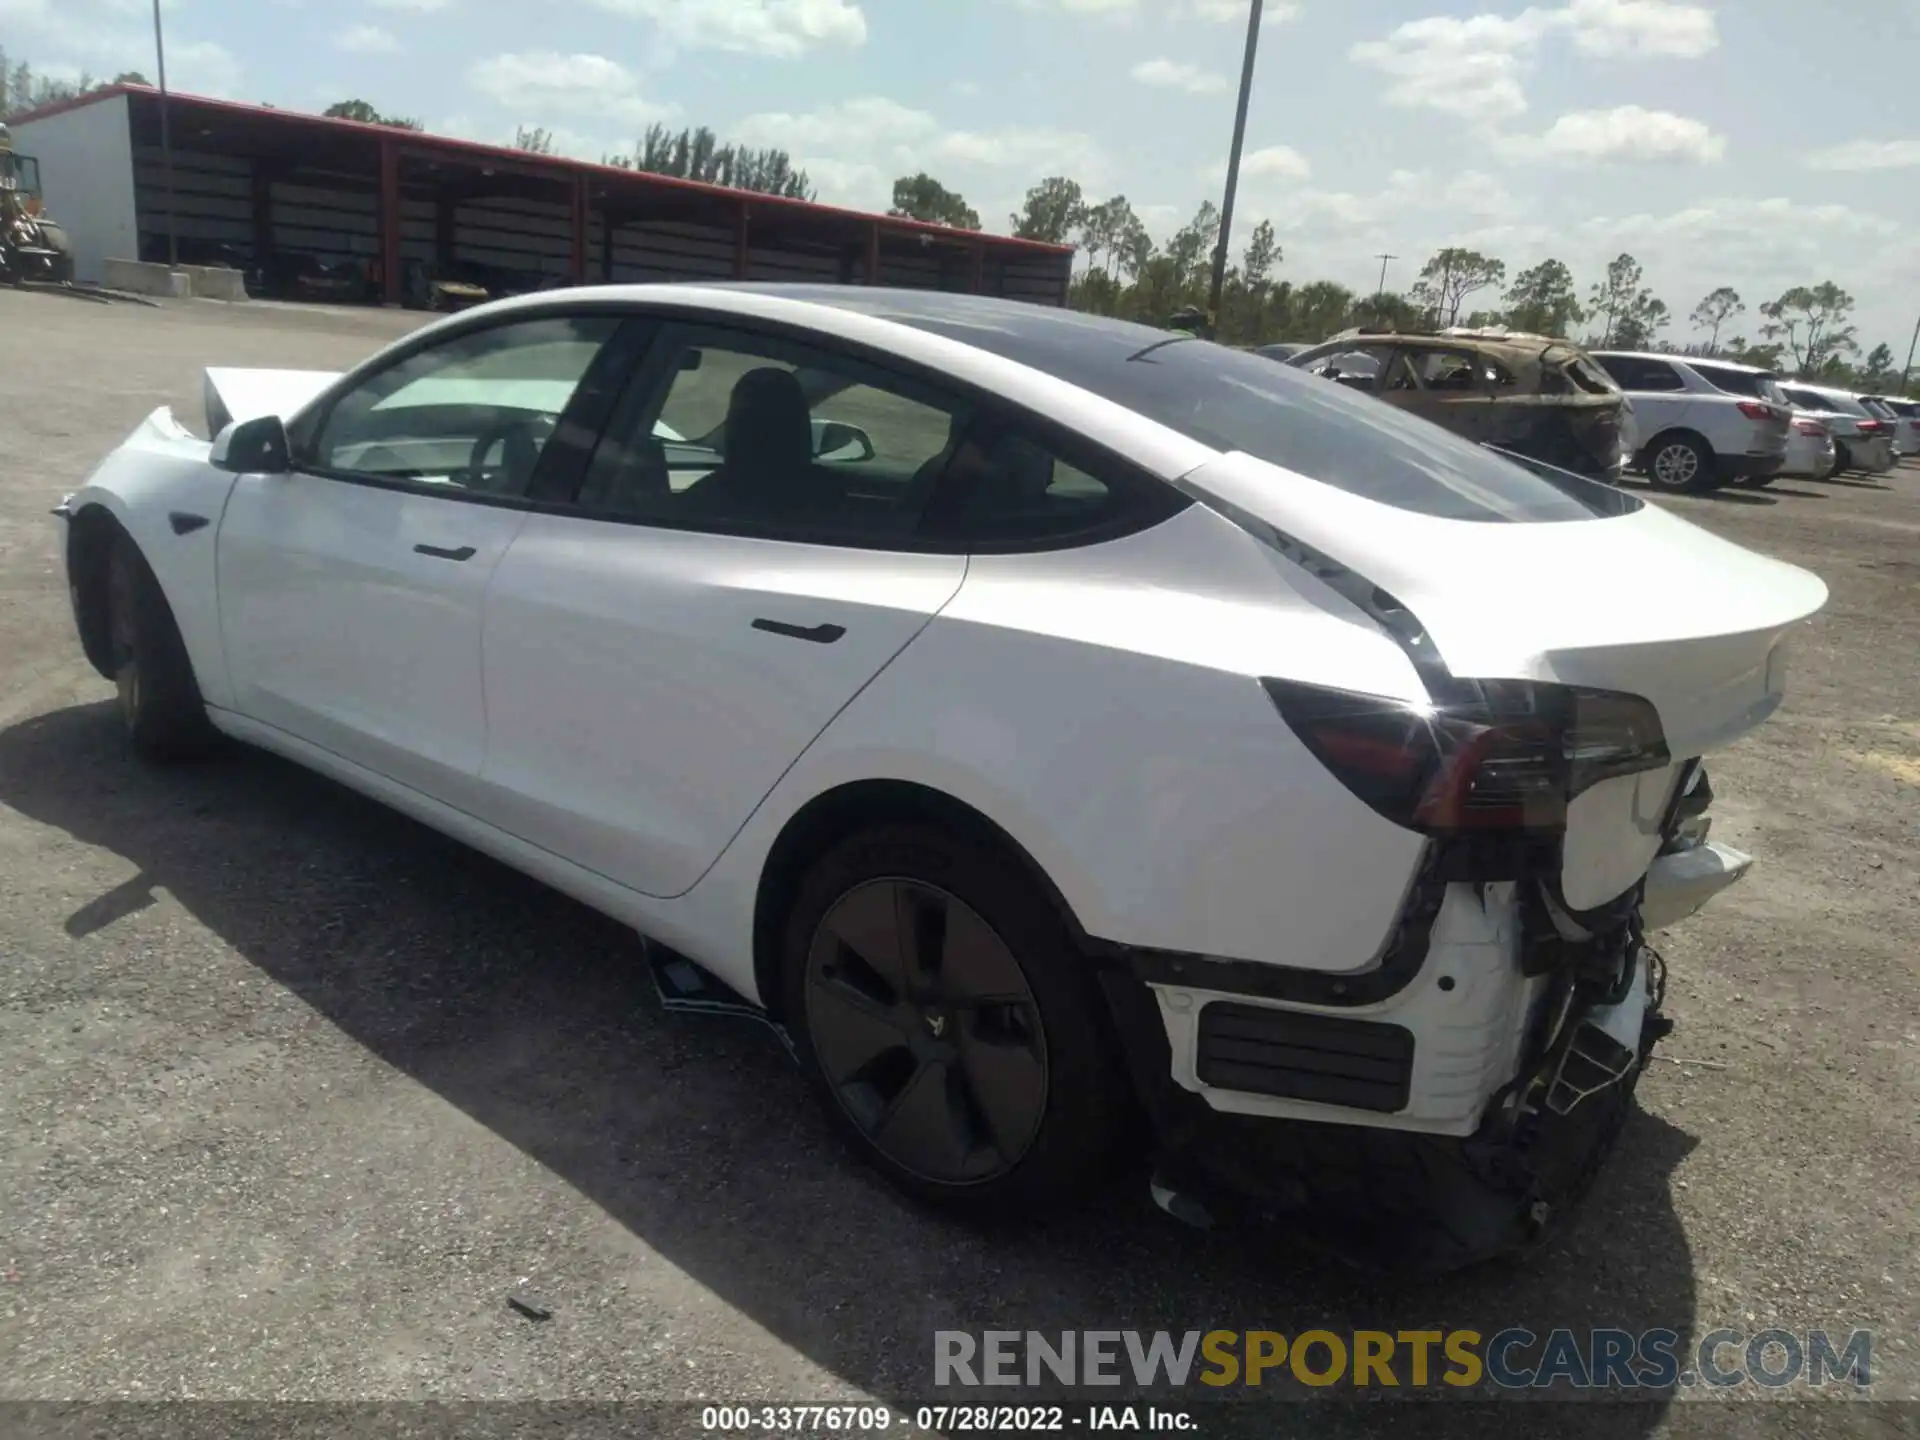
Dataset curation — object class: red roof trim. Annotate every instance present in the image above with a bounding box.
[11,84,1075,257]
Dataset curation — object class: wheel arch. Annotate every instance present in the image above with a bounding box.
[750,778,1092,1021]
[1638,425,1713,464]
[66,502,130,681]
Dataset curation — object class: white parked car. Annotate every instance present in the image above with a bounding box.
[1780,413,1838,480]
[1588,352,1792,491]
[53,287,1827,1271]
[1777,382,1897,475]
[1861,395,1919,458]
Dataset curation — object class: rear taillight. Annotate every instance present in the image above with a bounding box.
[1794,419,1827,436]
[1262,678,1670,836]
[1857,419,1887,434]
[1736,401,1775,421]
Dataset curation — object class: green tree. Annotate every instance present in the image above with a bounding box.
[111,71,149,86]
[1860,341,1894,388]
[514,125,555,155]
[1164,200,1220,293]
[322,99,421,129]
[1242,219,1279,293]
[1587,253,1666,348]
[1759,283,1859,377]
[1292,280,1357,342]
[1010,176,1085,245]
[1689,286,1743,352]
[1409,248,1506,329]
[1502,259,1583,337]
[889,173,979,230]
[612,123,814,200]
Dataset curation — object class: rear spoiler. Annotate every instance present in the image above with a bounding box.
[203,367,340,439]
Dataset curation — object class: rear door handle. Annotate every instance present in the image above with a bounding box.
[752,618,845,645]
[413,543,477,562]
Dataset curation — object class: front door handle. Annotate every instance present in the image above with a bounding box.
[413,543,477,562]
[752,618,845,644]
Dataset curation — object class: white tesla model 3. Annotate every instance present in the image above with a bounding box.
[55,286,1825,1270]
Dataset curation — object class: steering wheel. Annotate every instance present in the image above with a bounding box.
[464,417,548,494]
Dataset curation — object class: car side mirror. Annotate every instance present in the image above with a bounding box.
[210,414,291,474]
[811,419,875,463]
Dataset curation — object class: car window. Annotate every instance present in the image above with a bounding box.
[308,317,619,495]
[573,324,966,544]
[1688,362,1766,399]
[1860,398,1894,419]
[1404,348,1486,393]
[1297,344,1395,394]
[915,414,1135,547]
[1596,356,1683,392]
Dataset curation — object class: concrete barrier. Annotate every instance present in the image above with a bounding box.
[99,258,249,301]
[180,265,248,301]
[102,259,189,298]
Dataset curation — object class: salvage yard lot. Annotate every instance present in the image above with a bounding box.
[0,289,1915,1437]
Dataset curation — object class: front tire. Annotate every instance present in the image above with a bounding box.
[781,822,1125,1216]
[1646,434,1717,493]
[106,535,219,763]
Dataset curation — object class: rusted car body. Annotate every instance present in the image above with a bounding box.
[1285,329,1629,479]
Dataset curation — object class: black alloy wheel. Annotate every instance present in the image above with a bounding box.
[803,878,1049,1185]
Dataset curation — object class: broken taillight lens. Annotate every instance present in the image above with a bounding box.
[1262,678,1670,836]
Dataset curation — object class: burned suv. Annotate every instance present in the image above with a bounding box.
[1286,328,1629,479]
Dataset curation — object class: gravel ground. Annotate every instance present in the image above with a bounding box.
[0,289,1914,1440]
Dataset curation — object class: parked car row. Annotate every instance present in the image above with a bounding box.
[1269,329,1913,494]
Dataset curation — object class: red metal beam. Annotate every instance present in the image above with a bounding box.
[378,137,401,306]
[570,176,588,285]
[735,202,751,280]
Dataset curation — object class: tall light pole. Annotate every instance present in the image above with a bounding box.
[1373,252,1396,322]
[1205,0,1263,334]
[152,0,178,267]
[1901,309,1920,394]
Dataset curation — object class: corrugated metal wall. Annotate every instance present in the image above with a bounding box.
[129,145,1071,302]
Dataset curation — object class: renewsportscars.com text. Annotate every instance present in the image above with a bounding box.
[934,1328,1873,1392]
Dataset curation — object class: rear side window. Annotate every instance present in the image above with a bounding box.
[1689,362,1765,399]
[1036,338,1635,522]
[1861,398,1895,419]
[1596,355,1684,392]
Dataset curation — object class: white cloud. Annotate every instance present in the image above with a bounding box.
[736,97,937,151]
[467,52,672,128]
[1560,0,1716,57]
[1190,0,1302,21]
[584,0,867,57]
[1204,143,1311,182]
[1500,105,1726,163]
[367,0,450,9]
[1801,139,1920,172]
[335,22,399,52]
[1350,1,1717,120]
[1131,58,1229,94]
[734,95,1107,225]
[1349,14,1543,119]
[164,39,243,96]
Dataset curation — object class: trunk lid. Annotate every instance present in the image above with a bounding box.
[1184,451,1827,909]
[1185,450,1826,758]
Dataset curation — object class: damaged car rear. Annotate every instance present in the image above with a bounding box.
[1286,326,1630,480]
[58,288,1822,1276]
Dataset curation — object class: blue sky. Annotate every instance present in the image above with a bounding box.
[9,0,1920,353]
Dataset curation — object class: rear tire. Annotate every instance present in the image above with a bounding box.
[1829,443,1852,478]
[1645,434,1717,493]
[106,534,220,763]
[781,822,1126,1217]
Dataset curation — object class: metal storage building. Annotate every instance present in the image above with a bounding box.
[10,85,1073,306]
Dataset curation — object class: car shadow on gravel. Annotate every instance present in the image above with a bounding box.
[1,703,1703,1438]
